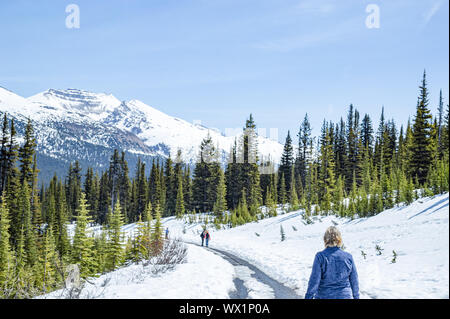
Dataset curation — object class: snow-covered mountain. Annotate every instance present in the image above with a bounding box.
[0,87,283,182]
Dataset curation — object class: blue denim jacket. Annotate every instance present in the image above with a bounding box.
[305,247,359,299]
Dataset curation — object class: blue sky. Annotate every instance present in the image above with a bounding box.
[0,0,448,143]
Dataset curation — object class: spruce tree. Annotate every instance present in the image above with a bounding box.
[107,198,125,270]
[213,168,227,216]
[296,114,312,186]
[0,196,13,291]
[175,176,185,218]
[151,203,164,255]
[279,131,294,196]
[0,114,8,195]
[72,193,96,278]
[410,71,433,184]
[289,167,299,211]
[18,118,36,186]
[278,173,286,207]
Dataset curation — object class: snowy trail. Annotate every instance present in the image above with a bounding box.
[185,242,301,299]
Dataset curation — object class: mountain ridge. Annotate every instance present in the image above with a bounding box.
[0,86,283,183]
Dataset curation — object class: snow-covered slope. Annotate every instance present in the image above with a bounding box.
[0,86,283,182]
[43,193,449,299]
[171,193,447,299]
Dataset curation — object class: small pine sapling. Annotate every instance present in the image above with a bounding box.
[391,250,397,263]
[375,245,384,255]
[361,250,367,260]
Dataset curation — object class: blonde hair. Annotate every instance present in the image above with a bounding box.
[323,226,343,248]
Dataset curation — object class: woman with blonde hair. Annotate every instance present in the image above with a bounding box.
[305,226,359,299]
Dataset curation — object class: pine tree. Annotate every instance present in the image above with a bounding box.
[18,118,36,186]
[142,202,153,259]
[361,114,374,158]
[278,173,286,207]
[66,161,82,219]
[319,123,336,214]
[265,186,277,217]
[71,193,96,278]
[192,133,221,213]
[18,182,38,267]
[296,114,312,186]
[55,180,70,257]
[175,176,185,218]
[279,131,294,197]
[107,198,125,270]
[289,167,299,211]
[437,90,445,159]
[151,203,164,255]
[410,71,433,184]
[130,215,145,262]
[0,113,9,195]
[135,159,148,217]
[225,139,241,210]
[213,168,227,216]
[164,155,176,216]
[38,228,59,292]
[0,196,13,292]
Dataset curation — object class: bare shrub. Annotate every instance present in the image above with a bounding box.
[145,238,187,275]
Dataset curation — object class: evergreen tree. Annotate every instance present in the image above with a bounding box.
[295,114,312,186]
[151,203,164,255]
[279,131,294,197]
[192,133,221,213]
[278,173,286,207]
[213,168,227,216]
[289,167,299,211]
[409,71,433,184]
[38,228,59,292]
[0,113,8,195]
[66,161,82,219]
[71,193,96,278]
[0,196,13,292]
[18,118,36,186]
[175,176,185,218]
[107,198,125,270]
[437,90,445,158]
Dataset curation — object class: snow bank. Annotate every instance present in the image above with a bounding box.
[42,243,235,299]
[42,193,449,299]
[164,193,449,299]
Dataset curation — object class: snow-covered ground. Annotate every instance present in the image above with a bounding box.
[41,243,235,299]
[43,193,449,299]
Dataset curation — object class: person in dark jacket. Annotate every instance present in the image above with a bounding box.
[205,230,210,247]
[305,226,359,299]
[200,230,205,246]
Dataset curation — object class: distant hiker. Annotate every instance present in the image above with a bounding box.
[305,226,359,299]
[165,227,169,239]
[205,230,210,247]
[200,230,205,246]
